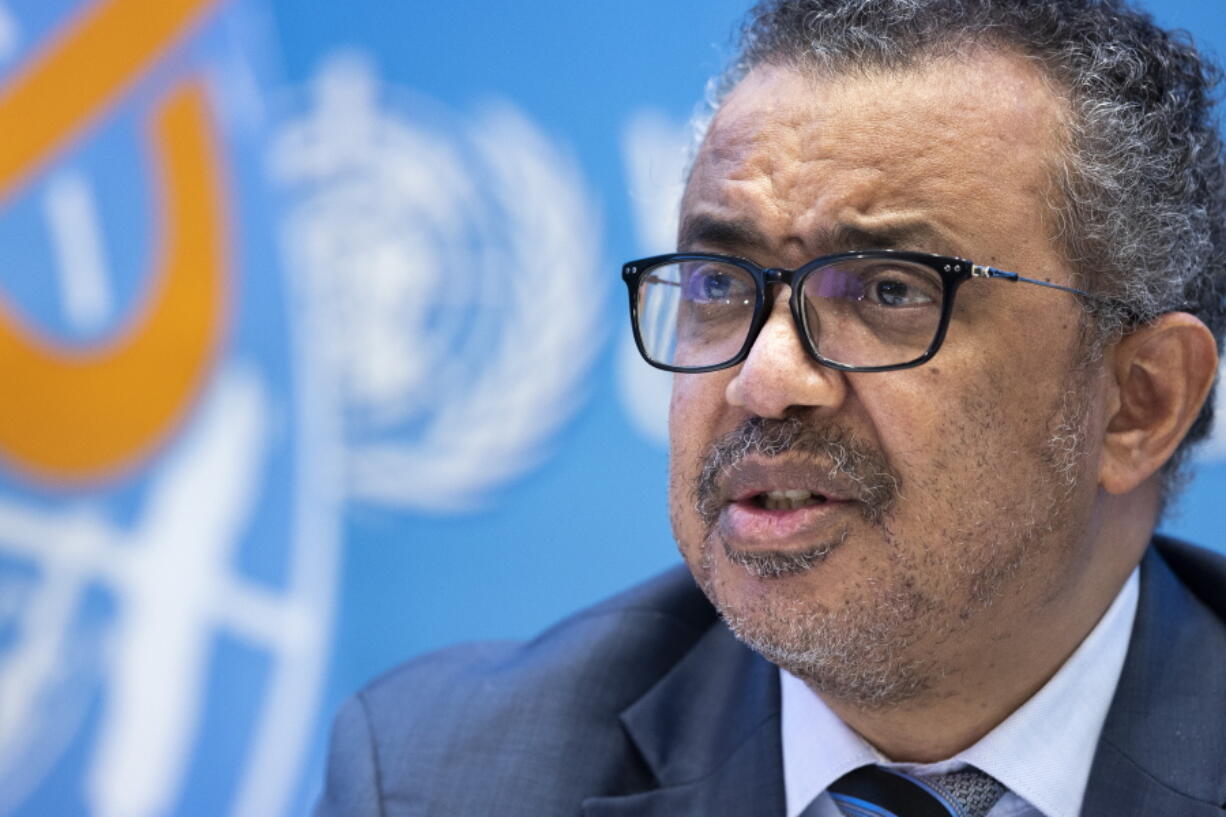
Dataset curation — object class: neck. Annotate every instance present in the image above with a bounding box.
[815,488,1154,762]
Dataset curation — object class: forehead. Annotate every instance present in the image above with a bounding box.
[683,51,1068,262]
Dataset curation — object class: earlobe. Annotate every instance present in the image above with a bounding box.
[1099,312,1219,494]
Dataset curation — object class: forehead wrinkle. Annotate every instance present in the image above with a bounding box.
[684,133,971,259]
[822,55,1065,253]
[694,119,966,261]
[791,127,1003,244]
[686,85,817,215]
[677,207,967,266]
[687,53,1069,274]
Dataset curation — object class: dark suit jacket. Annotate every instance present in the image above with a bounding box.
[314,537,1226,816]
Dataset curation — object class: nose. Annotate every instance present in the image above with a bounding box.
[725,288,849,418]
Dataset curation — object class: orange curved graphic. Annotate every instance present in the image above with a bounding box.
[0,0,220,205]
[0,80,229,483]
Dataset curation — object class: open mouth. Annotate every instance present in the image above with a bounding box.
[752,489,830,511]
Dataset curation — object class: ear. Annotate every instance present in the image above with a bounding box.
[1099,312,1219,494]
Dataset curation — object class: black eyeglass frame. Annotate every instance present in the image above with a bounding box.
[622,249,1106,374]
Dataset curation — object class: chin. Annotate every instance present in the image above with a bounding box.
[697,530,948,709]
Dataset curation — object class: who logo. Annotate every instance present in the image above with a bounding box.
[0,1,337,816]
[0,2,606,816]
[269,53,603,512]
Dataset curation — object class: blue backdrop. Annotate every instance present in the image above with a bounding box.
[0,2,1222,816]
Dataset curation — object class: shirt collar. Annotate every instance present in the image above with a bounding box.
[781,568,1140,817]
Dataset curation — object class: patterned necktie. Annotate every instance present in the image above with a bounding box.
[825,764,1006,817]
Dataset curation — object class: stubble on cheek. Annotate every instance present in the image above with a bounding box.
[668,430,707,581]
[666,417,944,708]
[663,331,1097,709]
[707,524,949,708]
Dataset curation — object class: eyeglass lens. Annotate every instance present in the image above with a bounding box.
[635,257,944,369]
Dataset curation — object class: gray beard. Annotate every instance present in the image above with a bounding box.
[688,393,1091,710]
[712,563,940,707]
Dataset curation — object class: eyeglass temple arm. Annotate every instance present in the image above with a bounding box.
[971,264,1102,301]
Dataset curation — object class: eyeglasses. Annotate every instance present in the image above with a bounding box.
[622,249,1107,373]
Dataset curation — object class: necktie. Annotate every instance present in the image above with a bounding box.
[825,764,1005,817]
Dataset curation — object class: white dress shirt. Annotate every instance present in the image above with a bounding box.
[782,568,1139,817]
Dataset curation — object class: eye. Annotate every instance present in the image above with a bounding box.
[680,263,754,304]
[699,272,733,300]
[862,270,939,307]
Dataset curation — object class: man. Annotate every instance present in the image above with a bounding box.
[316,1,1226,815]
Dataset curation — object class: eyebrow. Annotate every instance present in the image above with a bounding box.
[677,213,962,259]
[677,213,767,254]
[828,223,960,256]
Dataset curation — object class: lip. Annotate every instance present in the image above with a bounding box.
[718,497,853,549]
[722,459,857,504]
[712,457,861,550]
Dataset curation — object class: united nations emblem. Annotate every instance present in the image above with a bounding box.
[270,52,604,513]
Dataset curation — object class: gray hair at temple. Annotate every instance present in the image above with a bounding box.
[704,0,1226,486]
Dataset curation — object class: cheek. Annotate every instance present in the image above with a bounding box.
[667,373,727,464]
[859,370,952,465]
[870,366,1030,498]
[883,367,1065,523]
[667,374,729,551]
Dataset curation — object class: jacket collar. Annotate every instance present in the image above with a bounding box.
[1081,539,1226,815]
[583,538,1226,817]
[582,622,786,817]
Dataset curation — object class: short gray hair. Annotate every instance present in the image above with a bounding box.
[712,0,1226,480]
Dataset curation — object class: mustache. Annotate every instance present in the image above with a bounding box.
[694,417,900,527]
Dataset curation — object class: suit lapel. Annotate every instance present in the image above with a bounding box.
[1082,541,1226,816]
[582,623,785,817]
[581,539,1226,817]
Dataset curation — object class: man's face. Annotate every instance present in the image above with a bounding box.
[669,53,1111,708]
